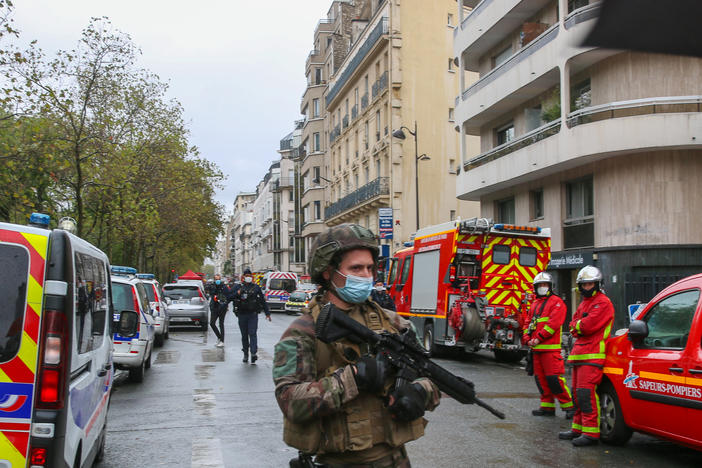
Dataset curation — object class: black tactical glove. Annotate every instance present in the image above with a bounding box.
[387,383,427,421]
[353,354,387,393]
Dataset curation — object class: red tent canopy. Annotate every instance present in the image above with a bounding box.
[178,270,202,280]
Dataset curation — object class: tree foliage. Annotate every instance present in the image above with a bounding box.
[0,8,224,281]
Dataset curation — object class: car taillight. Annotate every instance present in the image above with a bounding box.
[133,288,141,335]
[30,446,48,465]
[449,265,457,282]
[36,310,68,409]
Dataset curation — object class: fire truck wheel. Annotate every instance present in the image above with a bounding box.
[599,381,633,445]
[423,323,442,357]
[493,349,525,363]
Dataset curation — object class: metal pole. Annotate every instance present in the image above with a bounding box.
[414,121,419,231]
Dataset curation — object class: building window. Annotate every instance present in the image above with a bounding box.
[364,121,369,149]
[524,106,543,132]
[568,0,590,13]
[365,215,370,228]
[493,46,512,68]
[315,68,322,85]
[496,197,515,224]
[531,189,544,220]
[314,201,321,220]
[448,58,454,72]
[364,75,369,94]
[313,99,320,118]
[313,132,320,152]
[447,13,454,25]
[450,210,456,221]
[449,107,455,121]
[496,122,515,146]
[313,166,320,185]
[376,110,381,141]
[376,158,381,177]
[364,165,369,183]
[564,177,594,249]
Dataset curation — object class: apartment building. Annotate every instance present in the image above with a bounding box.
[278,123,307,276]
[310,0,478,255]
[231,192,255,277]
[454,0,702,327]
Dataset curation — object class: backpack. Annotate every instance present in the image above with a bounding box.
[238,284,261,312]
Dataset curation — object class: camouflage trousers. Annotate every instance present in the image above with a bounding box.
[316,447,410,468]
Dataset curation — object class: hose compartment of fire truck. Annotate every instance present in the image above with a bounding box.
[386,218,551,362]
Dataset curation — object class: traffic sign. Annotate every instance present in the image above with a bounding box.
[378,208,393,239]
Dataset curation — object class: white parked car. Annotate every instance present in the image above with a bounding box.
[137,273,170,346]
[111,268,155,382]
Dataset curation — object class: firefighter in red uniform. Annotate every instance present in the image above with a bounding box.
[559,266,614,447]
[523,272,574,419]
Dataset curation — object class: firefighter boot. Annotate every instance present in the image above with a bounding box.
[531,409,555,417]
[558,430,578,440]
[572,435,599,447]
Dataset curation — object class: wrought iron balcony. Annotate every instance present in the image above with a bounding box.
[324,177,389,219]
[330,125,341,144]
[343,114,349,129]
[361,93,369,110]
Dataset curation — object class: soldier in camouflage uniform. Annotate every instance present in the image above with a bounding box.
[273,224,441,468]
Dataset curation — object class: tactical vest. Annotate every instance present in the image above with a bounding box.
[282,299,426,455]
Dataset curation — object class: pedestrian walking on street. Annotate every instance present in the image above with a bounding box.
[208,274,230,348]
[235,268,271,364]
[522,272,574,419]
[559,265,614,447]
[370,280,396,311]
[273,224,441,467]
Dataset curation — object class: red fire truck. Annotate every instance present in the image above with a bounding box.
[386,218,551,361]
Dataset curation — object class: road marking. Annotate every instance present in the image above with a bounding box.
[191,437,224,468]
[193,388,215,418]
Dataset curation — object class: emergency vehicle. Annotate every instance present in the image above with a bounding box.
[261,271,298,312]
[386,218,551,361]
[599,273,702,450]
[0,214,137,468]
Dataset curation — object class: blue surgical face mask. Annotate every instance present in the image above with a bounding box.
[215,280,221,285]
[334,270,374,304]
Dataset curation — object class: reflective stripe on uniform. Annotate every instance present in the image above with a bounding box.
[543,325,555,334]
[568,353,605,361]
[536,317,550,323]
[541,402,555,408]
[533,344,561,350]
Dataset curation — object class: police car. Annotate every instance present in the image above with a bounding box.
[110,267,155,383]
[137,273,170,346]
[0,214,138,468]
[600,273,702,450]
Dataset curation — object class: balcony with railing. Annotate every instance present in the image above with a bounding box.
[458,95,702,199]
[361,93,369,110]
[457,24,560,133]
[330,125,341,144]
[325,177,390,220]
[351,104,358,120]
[454,0,553,70]
[343,114,349,129]
[372,71,388,100]
[326,17,389,107]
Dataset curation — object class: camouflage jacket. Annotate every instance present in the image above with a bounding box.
[273,294,440,425]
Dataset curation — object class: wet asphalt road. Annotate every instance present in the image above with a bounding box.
[97,311,702,468]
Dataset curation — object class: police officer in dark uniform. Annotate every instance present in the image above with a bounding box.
[235,268,271,363]
[209,274,230,348]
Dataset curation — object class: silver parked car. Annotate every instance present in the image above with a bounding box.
[163,283,209,330]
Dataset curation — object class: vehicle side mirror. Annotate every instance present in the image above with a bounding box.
[627,320,649,343]
[116,310,139,337]
[165,297,172,304]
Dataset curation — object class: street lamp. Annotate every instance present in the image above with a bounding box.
[392,121,430,231]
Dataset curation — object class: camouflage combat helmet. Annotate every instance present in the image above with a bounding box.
[309,223,379,284]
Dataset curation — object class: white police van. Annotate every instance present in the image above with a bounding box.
[110,267,155,383]
[0,214,138,468]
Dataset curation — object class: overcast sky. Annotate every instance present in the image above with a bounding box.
[12,0,332,210]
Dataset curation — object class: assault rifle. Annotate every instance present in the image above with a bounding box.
[315,304,505,419]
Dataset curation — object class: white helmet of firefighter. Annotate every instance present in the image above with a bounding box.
[533,271,553,297]
[576,265,602,284]
[576,265,602,297]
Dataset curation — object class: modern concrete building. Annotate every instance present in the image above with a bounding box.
[454,0,702,326]
[308,0,479,257]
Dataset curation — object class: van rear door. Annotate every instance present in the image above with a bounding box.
[0,224,50,468]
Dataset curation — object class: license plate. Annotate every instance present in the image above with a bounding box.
[171,317,191,322]
[175,299,190,304]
